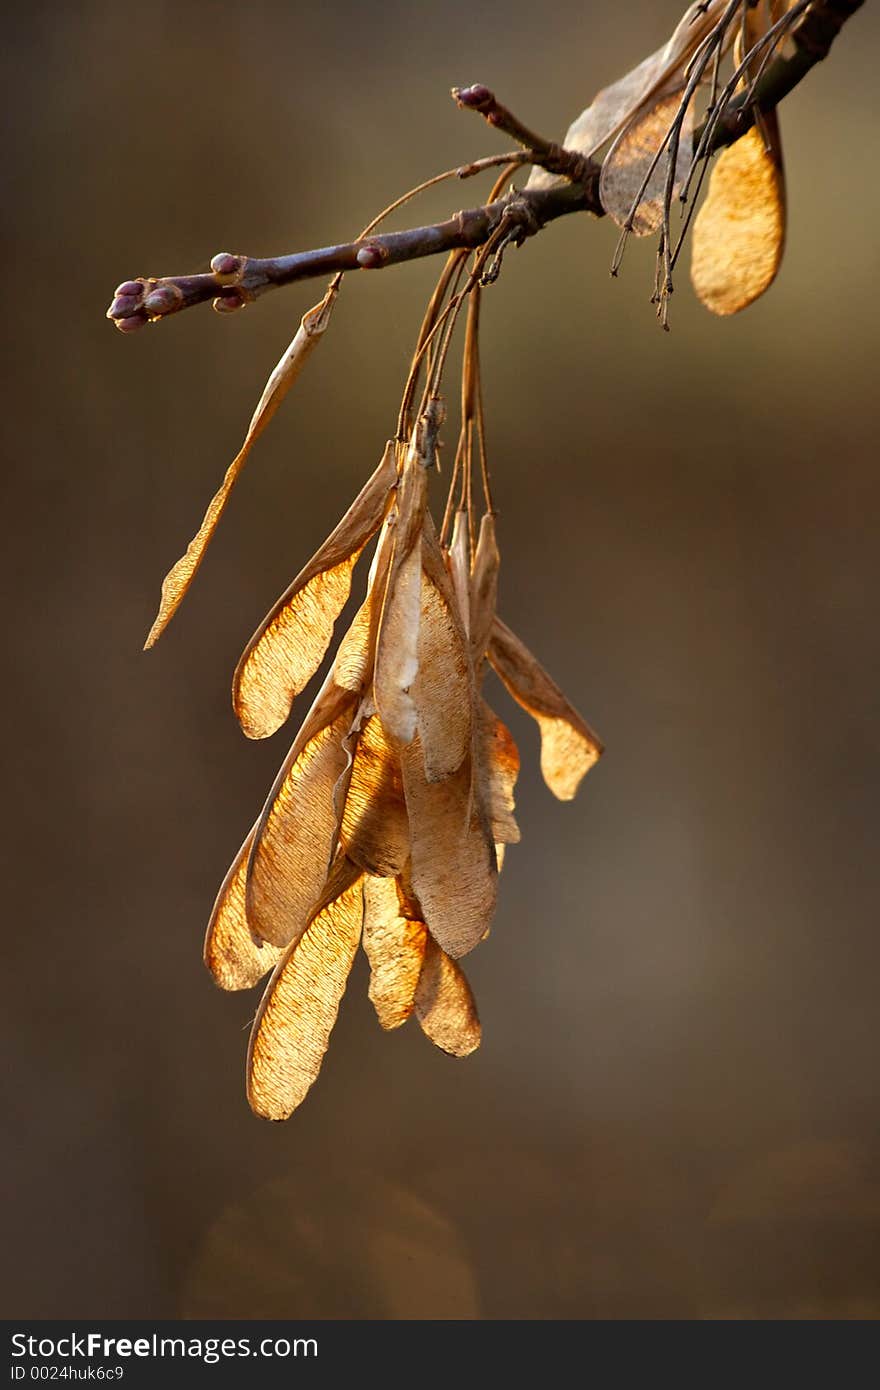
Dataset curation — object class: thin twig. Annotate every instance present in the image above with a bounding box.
[451,84,594,184]
[106,0,863,334]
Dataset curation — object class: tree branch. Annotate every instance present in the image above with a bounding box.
[451,83,595,184]
[106,0,862,333]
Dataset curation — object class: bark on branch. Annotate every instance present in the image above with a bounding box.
[106,0,862,332]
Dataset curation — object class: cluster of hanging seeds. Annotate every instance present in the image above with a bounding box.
[126,0,829,1118]
[144,221,601,1118]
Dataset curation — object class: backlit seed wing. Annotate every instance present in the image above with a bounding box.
[340,713,410,877]
[246,856,363,1121]
[527,49,677,194]
[246,680,357,948]
[373,455,427,745]
[144,284,339,650]
[232,442,399,739]
[477,700,521,846]
[414,521,471,782]
[414,934,481,1057]
[527,1,729,190]
[447,511,471,635]
[362,876,427,1029]
[690,119,786,316]
[468,512,500,665]
[402,739,497,959]
[333,516,395,694]
[599,88,695,235]
[204,825,281,990]
[488,617,602,801]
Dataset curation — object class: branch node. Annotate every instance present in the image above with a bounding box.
[104,4,863,331]
[451,84,493,112]
[143,284,183,316]
[356,242,389,269]
[210,252,248,286]
[212,289,252,313]
[114,312,149,333]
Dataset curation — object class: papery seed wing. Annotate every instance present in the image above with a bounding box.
[488,616,602,801]
[447,511,471,635]
[527,48,675,192]
[414,520,472,782]
[144,284,339,649]
[246,856,363,1120]
[204,825,281,990]
[362,876,427,1029]
[477,700,520,847]
[331,512,395,694]
[402,738,497,959]
[599,87,696,235]
[468,513,500,666]
[690,120,786,316]
[232,442,398,738]
[246,679,357,948]
[527,1,728,190]
[373,454,427,745]
[414,934,481,1057]
[339,714,410,877]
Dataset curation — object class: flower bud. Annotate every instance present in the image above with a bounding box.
[356,243,386,269]
[454,84,491,109]
[213,291,247,313]
[107,293,141,320]
[142,284,183,316]
[114,311,149,333]
[210,252,246,285]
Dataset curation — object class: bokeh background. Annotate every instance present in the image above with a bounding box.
[4,0,879,1320]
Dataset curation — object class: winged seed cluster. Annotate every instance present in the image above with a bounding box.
[195,409,601,1119]
[127,0,828,1119]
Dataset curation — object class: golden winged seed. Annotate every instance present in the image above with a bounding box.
[488,617,602,801]
[402,740,497,959]
[527,0,729,190]
[599,88,695,235]
[203,825,282,990]
[477,700,521,847]
[362,876,428,1029]
[246,857,363,1120]
[332,516,395,693]
[340,713,411,877]
[144,283,339,649]
[373,452,427,745]
[246,682,356,947]
[413,522,472,781]
[447,510,471,634]
[468,512,501,664]
[232,442,398,738]
[690,120,786,317]
[414,935,481,1057]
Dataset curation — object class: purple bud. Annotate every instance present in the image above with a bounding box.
[456,83,491,108]
[114,312,148,333]
[213,292,246,313]
[107,294,141,320]
[142,285,182,316]
[210,252,245,283]
[356,244,386,270]
[114,280,144,298]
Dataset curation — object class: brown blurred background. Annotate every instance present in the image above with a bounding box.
[3,0,879,1320]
